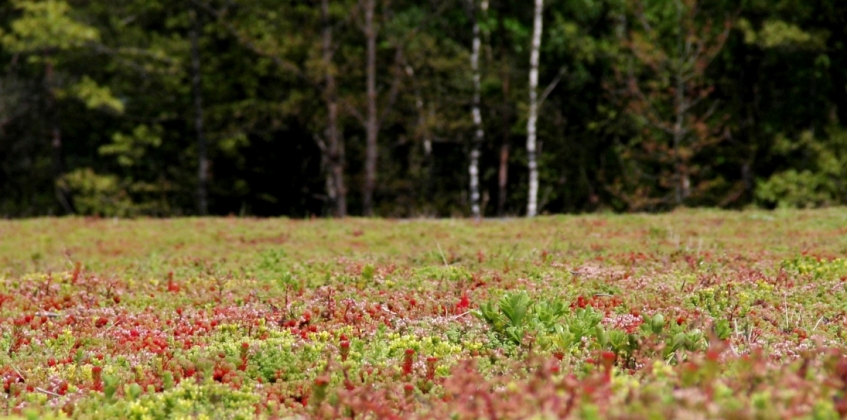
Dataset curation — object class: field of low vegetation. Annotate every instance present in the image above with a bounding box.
[2,209,847,419]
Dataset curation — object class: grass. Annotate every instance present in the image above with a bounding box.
[2,208,847,418]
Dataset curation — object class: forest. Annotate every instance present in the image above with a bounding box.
[1,0,845,218]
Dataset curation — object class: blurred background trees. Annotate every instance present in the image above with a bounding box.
[0,0,845,217]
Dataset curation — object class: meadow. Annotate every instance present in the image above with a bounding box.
[2,209,847,419]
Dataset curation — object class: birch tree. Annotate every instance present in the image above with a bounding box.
[526,0,544,217]
[466,0,485,219]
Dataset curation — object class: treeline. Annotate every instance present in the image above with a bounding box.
[1,0,846,218]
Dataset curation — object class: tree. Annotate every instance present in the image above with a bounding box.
[2,0,846,218]
[320,0,347,217]
[1,0,121,214]
[352,0,404,217]
[526,0,544,217]
[362,0,378,217]
[394,1,473,216]
[465,0,485,220]
[0,58,31,149]
[189,5,209,215]
[732,2,844,208]
[193,0,349,216]
[610,0,732,210]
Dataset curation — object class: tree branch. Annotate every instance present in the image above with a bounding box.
[189,0,307,81]
[345,101,367,126]
[538,66,567,107]
[377,47,405,128]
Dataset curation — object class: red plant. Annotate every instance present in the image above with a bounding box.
[92,366,103,392]
[455,292,470,315]
[402,349,415,376]
[166,272,180,293]
[71,262,82,285]
[340,340,350,362]
[425,356,438,381]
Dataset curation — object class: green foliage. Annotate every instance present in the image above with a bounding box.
[100,125,163,168]
[82,381,259,419]
[0,0,99,53]
[57,168,134,217]
[498,291,532,329]
[756,127,847,208]
[712,318,732,341]
[529,298,570,332]
[361,264,376,282]
[254,248,290,282]
[1,212,847,417]
[781,256,847,281]
[63,76,125,114]
[756,169,834,209]
[474,290,707,363]
[546,306,604,350]
[2,0,847,217]
[737,19,826,50]
[474,292,610,350]
[473,291,535,345]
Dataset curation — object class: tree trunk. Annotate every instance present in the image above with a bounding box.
[672,0,689,206]
[404,63,435,211]
[526,0,543,217]
[362,0,378,217]
[190,8,209,216]
[497,13,510,217]
[468,0,484,220]
[45,60,73,215]
[672,72,686,205]
[322,0,346,217]
[498,142,509,216]
[497,48,511,217]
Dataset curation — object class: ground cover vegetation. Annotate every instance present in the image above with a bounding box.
[2,0,847,218]
[1,209,847,418]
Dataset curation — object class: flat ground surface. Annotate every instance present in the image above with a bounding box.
[2,209,847,418]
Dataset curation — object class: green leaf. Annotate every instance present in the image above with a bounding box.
[651,313,665,334]
[2,0,99,53]
[498,291,531,328]
[594,324,608,348]
[361,264,375,281]
[505,326,524,345]
[671,332,687,352]
[65,76,125,114]
[713,319,732,341]
[608,330,628,352]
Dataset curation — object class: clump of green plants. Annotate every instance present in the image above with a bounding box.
[473,291,706,367]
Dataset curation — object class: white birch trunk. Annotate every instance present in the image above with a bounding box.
[468,0,484,220]
[526,0,543,217]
